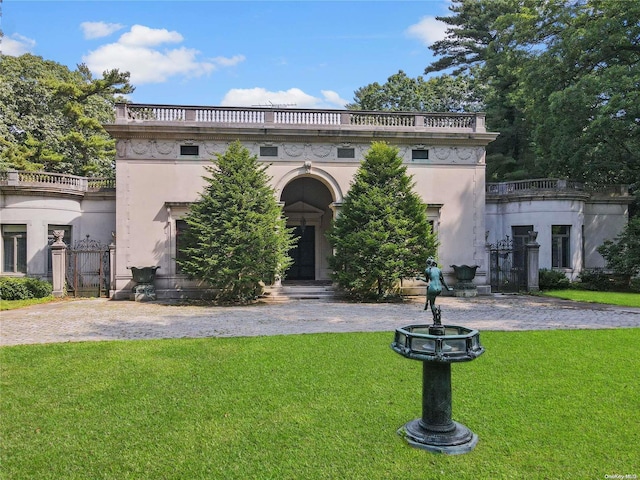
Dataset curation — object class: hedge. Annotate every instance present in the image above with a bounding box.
[0,277,53,300]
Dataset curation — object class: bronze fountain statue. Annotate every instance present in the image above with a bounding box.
[417,257,453,330]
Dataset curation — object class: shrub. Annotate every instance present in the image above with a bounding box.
[575,269,632,292]
[177,141,295,304]
[0,278,31,300]
[538,268,570,290]
[0,277,53,300]
[23,277,53,298]
[328,142,436,300]
[597,217,640,280]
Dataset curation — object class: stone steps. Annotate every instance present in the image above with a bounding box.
[261,283,337,302]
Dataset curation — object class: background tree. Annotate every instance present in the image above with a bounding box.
[177,141,296,304]
[0,54,133,177]
[428,0,640,190]
[349,0,640,199]
[508,0,640,189]
[597,217,640,282]
[327,142,437,300]
[427,0,539,182]
[347,69,487,113]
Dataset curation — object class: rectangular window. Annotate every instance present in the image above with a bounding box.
[428,220,437,241]
[337,148,355,159]
[180,145,199,156]
[552,225,571,268]
[512,225,533,271]
[2,225,27,273]
[512,226,533,245]
[411,149,429,161]
[176,220,189,273]
[47,225,72,274]
[260,146,278,157]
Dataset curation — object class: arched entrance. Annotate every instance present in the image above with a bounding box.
[280,177,334,281]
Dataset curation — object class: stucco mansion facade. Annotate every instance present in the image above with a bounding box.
[0,104,632,299]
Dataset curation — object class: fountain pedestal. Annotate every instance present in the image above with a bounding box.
[391,323,484,454]
[401,361,478,454]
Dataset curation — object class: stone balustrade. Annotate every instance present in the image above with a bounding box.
[486,179,630,198]
[114,103,486,133]
[486,179,585,195]
[0,170,114,194]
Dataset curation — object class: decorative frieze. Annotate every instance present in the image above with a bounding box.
[310,144,332,158]
[115,139,484,165]
[283,144,305,157]
[203,142,229,156]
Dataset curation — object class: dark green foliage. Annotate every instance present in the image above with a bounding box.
[350,0,640,191]
[513,0,640,189]
[426,0,512,76]
[597,217,640,280]
[0,277,52,300]
[347,69,487,113]
[0,54,133,177]
[427,0,539,182]
[327,142,436,300]
[538,268,570,291]
[439,0,640,188]
[176,141,295,304]
[576,270,634,292]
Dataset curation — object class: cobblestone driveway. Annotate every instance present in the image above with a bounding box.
[1,295,639,346]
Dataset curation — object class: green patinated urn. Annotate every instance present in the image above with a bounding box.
[450,264,479,297]
[127,266,160,302]
[450,264,479,282]
[128,266,160,284]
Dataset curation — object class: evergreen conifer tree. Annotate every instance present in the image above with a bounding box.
[597,217,640,282]
[177,141,295,304]
[328,142,436,299]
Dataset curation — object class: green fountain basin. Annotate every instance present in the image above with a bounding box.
[391,324,484,363]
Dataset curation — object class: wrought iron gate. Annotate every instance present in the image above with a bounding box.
[489,237,527,293]
[66,236,110,297]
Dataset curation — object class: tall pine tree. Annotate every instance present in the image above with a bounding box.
[177,141,295,304]
[0,54,133,176]
[328,142,436,300]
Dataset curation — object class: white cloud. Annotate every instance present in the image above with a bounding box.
[1,33,36,56]
[119,24,182,47]
[321,90,348,108]
[212,55,246,67]
[406,16,449,46]
[221,87,347,109]
[82,25,241,85]
[80,21,125,39]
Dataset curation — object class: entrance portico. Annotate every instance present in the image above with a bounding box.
[280,176,335,281]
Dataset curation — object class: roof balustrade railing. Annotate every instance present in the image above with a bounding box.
[114,103,485,132]
[0,170,114,193]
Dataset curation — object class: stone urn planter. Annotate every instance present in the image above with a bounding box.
[450,265,479,297]
[128,266,160,301]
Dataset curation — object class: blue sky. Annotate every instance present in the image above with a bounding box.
[2,0,453,108]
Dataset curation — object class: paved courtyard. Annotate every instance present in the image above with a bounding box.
[1,294,639,346]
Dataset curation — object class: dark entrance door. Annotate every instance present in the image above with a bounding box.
[287,226,315,280]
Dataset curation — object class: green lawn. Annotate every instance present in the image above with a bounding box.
[0,296,58,311]
[1,330,638,479]
[541,290,640,307]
